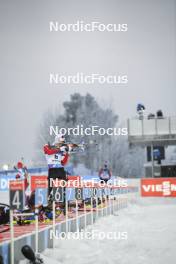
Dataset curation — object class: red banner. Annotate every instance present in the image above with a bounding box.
[141,178,176,197]
[31,175,48,190]
[9,180,24,190]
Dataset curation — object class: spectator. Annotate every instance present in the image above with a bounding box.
[137,103,145,120]
[156,110,164,118]
[148,113,155,119]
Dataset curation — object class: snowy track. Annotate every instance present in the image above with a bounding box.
[21,198,176,264]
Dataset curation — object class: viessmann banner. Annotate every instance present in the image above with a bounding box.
[141,178,176,197]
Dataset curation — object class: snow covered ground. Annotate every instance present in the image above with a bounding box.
[20,198,176,264]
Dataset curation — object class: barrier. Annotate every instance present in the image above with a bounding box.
[0,177,138,264]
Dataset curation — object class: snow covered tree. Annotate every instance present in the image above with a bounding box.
[36,93,144,177]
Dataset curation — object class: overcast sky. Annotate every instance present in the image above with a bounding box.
[0,0,176,164]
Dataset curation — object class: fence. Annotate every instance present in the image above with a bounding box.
[0,178,139,264]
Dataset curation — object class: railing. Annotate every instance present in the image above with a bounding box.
[128,116,176,136]
[128,116,176,146]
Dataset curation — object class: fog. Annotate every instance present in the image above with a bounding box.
[0,0,176,163]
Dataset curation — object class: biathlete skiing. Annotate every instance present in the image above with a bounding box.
[99,162,112,200]
[99,162,112,184]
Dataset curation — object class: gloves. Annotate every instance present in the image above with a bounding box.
[60,146,69,152]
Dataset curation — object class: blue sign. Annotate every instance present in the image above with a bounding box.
[35,188,48,206]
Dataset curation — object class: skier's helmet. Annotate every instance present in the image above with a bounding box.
[54,134,65,144]
[17,161,23,169]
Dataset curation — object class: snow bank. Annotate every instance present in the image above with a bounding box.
[21,198,176,264]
